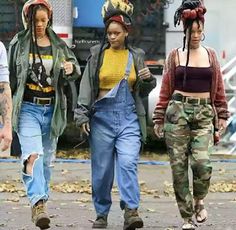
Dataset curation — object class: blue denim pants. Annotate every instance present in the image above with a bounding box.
[18,102,57,206]
[89,79,141,216]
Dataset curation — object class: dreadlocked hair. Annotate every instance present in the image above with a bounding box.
[174,0,206,87]
[94,31,107,99]
[174,0,205,26]
[27,4,50,67]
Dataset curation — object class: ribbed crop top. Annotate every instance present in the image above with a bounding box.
[99,48,136,90]
[175,65,213,92]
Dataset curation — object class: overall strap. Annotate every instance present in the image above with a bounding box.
[124,51,133,80]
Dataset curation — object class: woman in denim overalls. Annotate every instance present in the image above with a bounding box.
[74,1,156,229]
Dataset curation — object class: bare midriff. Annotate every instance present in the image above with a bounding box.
[97,88,133,100]
[173,90,210,98]
[97,90,110,100]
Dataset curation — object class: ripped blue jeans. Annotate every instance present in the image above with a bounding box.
[18,102,57,206]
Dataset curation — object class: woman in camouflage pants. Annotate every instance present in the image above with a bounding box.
[152,1,229,229]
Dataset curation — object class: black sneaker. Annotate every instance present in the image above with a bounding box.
[92,215,108,229]
[123,208,143,230]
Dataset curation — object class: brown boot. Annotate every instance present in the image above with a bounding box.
[123,207,143,230]
[31,200,50,229]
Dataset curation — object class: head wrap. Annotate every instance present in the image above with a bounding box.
[101,0,133,30]
[22,0,52,29]
[174,0,206,29]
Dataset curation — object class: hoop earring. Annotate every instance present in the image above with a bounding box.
[201,33,205,41]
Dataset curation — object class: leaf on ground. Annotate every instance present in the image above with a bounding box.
[210,181,236,192]
[59,203,67,206]
[218,168,226,175]
[56,149,90,159]
[61,169,70,175]
[51,181,92,194]
[139,181,160,196]
[147,208,156,212]
[67,222,79,227]
[49,214,58,218]
[163,181,174,197]
[75,198,90,203]
[7,197,20,202]
[0,181,25,194]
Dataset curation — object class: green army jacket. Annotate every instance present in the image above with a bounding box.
[8,27,81,137]
[75,43,156,142]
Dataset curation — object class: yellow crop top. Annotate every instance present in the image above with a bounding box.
[99,48,136,90]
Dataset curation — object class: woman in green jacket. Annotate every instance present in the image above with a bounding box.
[8,0,80,229]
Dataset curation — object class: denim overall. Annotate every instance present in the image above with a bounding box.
[89,52,141,216]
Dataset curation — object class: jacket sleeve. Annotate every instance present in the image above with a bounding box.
[74,103,90,127]
[152,52,173,124]
[61,45,81,81]
[134,48,156,97]
[138,75,156,98]
[212,50,230,120]
[74,57,92,127]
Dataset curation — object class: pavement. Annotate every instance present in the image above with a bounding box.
[0,157,236,230]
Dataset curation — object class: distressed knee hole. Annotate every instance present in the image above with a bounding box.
[23,153,39,175]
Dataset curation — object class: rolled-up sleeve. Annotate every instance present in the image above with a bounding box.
[0,41,9,83]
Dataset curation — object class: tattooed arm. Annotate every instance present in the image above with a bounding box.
[0,82,12,151]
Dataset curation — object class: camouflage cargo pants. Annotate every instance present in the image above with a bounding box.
[164,99,214,218]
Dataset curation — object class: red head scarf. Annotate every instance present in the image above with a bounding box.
[107,14,131,31]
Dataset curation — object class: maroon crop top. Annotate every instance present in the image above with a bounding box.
[175,65,213,92]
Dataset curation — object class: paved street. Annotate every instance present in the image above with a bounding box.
[0,158,236,230]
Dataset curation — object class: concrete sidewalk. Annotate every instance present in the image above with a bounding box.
[0,159,236,230]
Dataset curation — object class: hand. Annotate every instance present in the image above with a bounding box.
[154,123,164,138]
[0,125,12,151]
[63,61,74,75]
[218,119,227,135]
[138,67,151,80]
[81,122,90,136]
